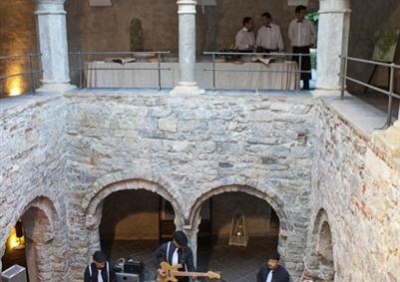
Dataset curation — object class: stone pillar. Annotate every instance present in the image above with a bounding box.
[34,0,74,92]
[183,225,198,266]
[171,0,204,95]
[316,0,351,90]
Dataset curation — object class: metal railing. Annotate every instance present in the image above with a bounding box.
[339,55,400,127]
[0,53,42,98]
[69,51,171,90]
[69,50,311,91]
[203,51,311,91]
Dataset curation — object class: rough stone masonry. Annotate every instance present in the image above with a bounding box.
[1,91,399,282]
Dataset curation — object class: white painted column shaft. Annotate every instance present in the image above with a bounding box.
[35,0,74,92]
[171,0,204,95]
[316,0,351,91]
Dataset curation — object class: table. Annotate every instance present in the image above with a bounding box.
[85,61,299,90]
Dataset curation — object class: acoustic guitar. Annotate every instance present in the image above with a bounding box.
[158,261,221,282]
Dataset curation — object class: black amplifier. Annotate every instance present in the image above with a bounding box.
[123,259,143,274]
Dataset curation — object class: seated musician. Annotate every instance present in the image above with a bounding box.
[153,230,196,282]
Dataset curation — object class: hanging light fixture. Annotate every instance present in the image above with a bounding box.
[228,212,249,247]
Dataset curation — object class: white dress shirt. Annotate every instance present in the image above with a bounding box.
[171,248,179,266]
[266,270,273,282]
[288,18,316,47]
[97,269,104,282]
[256,23,284,51]
[235,28,256,50]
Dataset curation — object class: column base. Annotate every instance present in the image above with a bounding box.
[170,82,205,96]
[312,88,344,97]
[36,83,76,94]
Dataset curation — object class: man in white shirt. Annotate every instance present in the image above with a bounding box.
[256,12,284,53]
[84,251,116,282]
[153,230,196,282]
[288,5,316,90]
[235,17,256,52]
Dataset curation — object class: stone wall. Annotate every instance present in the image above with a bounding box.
[0,0,38,97]
[0,94,69,281]
[64,91,317,281]
[1,90,399,282]
[309,99,400,281]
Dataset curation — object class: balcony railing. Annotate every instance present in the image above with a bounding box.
[68,51,311,92]
[339,55,400,127]
[0,54,42,98]
[202,51,311,91]
[69,51,171,90]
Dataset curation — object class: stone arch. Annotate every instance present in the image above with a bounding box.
[188,184,292,259]
[84,176,182,255]
[305,208,335,282]
[14,196,66,282]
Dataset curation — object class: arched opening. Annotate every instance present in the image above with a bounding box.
[305,209,335,282]
[84,178,182,282]
[98,189,163,281]
[1,220,28,278]
[85,178,290,282]
[193,190,283,281]
[1,196,64,282]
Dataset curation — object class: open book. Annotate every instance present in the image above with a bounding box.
[253,56,275,66]
[111,57,136,64]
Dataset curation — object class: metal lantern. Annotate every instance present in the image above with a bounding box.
[229,212,249,247]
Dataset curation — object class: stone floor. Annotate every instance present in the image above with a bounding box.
[102,233,279,282]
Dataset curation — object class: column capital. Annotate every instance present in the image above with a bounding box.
[34,0,66,14]
[177,0,197,14]
[319,0,350,12]
[177,0,197,5]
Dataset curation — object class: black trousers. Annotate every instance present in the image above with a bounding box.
[256,47,276,53]
[292,46,311,81]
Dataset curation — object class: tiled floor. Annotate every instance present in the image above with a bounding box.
[103,231,279,282]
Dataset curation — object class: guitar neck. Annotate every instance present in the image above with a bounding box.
[172,271,211,277]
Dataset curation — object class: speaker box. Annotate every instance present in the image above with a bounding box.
[123,260,143,274]
[116,272,140,282]
[1,264,27,282]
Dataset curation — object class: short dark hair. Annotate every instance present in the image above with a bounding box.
[295,5,306,13]
[243,17,253,26]
[173,230,188,246]
[93,251,107,263]
[268,252,281,261]
[261,12,272,19]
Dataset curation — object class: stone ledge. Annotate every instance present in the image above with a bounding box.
[372,121,400,158]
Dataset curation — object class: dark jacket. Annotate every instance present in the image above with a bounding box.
[153,241,196,282]
[84,261,116,282]
[256,264,290,282]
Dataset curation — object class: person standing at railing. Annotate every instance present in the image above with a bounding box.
[288,5,316,90]
[255,12,284,53]
[234,17,256,52]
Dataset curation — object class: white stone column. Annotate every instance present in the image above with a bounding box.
[171,0,204,95]
[316,0,351,91]
[34,0,75,92]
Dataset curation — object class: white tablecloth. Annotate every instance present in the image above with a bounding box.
[85,61,299,90]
